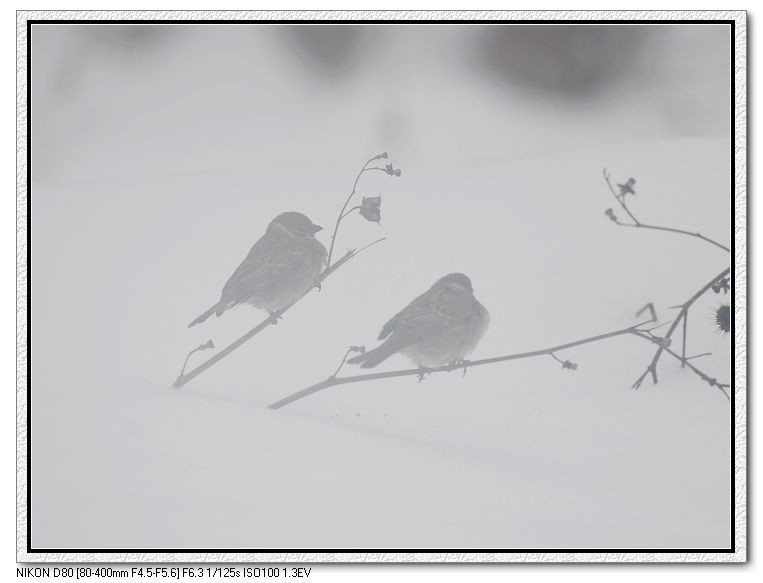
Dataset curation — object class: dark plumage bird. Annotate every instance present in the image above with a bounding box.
[348,273,489,368]
[188,212,327,327]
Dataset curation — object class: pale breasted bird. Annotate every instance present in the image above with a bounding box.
[348,273,489,368]
[188,212,327,327]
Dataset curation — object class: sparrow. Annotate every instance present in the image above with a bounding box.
[348,273,489,369]
[188,212,327,327]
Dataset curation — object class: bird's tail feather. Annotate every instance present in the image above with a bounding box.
[347,338,404,369]
[188,303,222,328]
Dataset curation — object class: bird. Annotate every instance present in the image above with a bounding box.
[348,273,489,369]
[188,212,327,327]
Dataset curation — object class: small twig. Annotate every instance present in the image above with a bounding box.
[549,353,565,366]
[174,240,385,389]
[269,322,652,410]
[326,153,391,268]
[643,321,671,333]
[549,353,578,370]
[632,331,730,400]
[635,302,658,322]
[175,340,215,384]
[685,352,712,361]
[339,205,362,221]
[602,169,730,253]
[604,169,640,225]
[330,346,366,379]
[632,267,731,390]
[682,311,688,366]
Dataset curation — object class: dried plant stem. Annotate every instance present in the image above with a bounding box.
[603,169,730,253]
[631,267,731,389]
[269,323,650,410]
[269,315,731,410]
[632,331,730,400]
[326,155,388,267]
[174,239,385,389]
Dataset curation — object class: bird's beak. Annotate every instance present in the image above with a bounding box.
[311,224,323,233]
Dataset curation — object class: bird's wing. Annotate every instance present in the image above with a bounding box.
[220,236,312,304]
[377,287,453,341]
[379,286,485,341]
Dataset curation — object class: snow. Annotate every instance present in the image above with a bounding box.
[29,23,731,551]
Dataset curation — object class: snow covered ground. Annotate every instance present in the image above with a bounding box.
[29,23,732,550]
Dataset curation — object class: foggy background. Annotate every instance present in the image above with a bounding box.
[30,23,731,549]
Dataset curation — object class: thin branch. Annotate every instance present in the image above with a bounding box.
[339,205,362,221]
[269,316,730,410]
[329,346,366,379]
[174,239,385,389]
[326,153,389,267]
[632,267,731,389]
[176,340,215,383]
[636,302,657,322]
[603,169,640,225]
[685,352,712,361]
[643,321,671,333]
[632,331,730,400]
[603,169,730,252]
[268,323,652,410]
[549,353,566,366]
[549,353,578,370]
[682,311,688,366]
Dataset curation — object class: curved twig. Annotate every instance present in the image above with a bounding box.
[326,153,390,267]
[603,169,730,253]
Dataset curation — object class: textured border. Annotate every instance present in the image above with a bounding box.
[16,9,747,564]
[732,8,748,564]
[17,9,29,565]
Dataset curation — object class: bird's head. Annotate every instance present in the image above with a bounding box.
[270,212,323,237]
[433,273,474,295]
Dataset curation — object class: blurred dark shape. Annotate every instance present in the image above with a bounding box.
[280,25,372,79]
[477,25,650,98]
[715,304,730,334]
[84,25,173,57]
